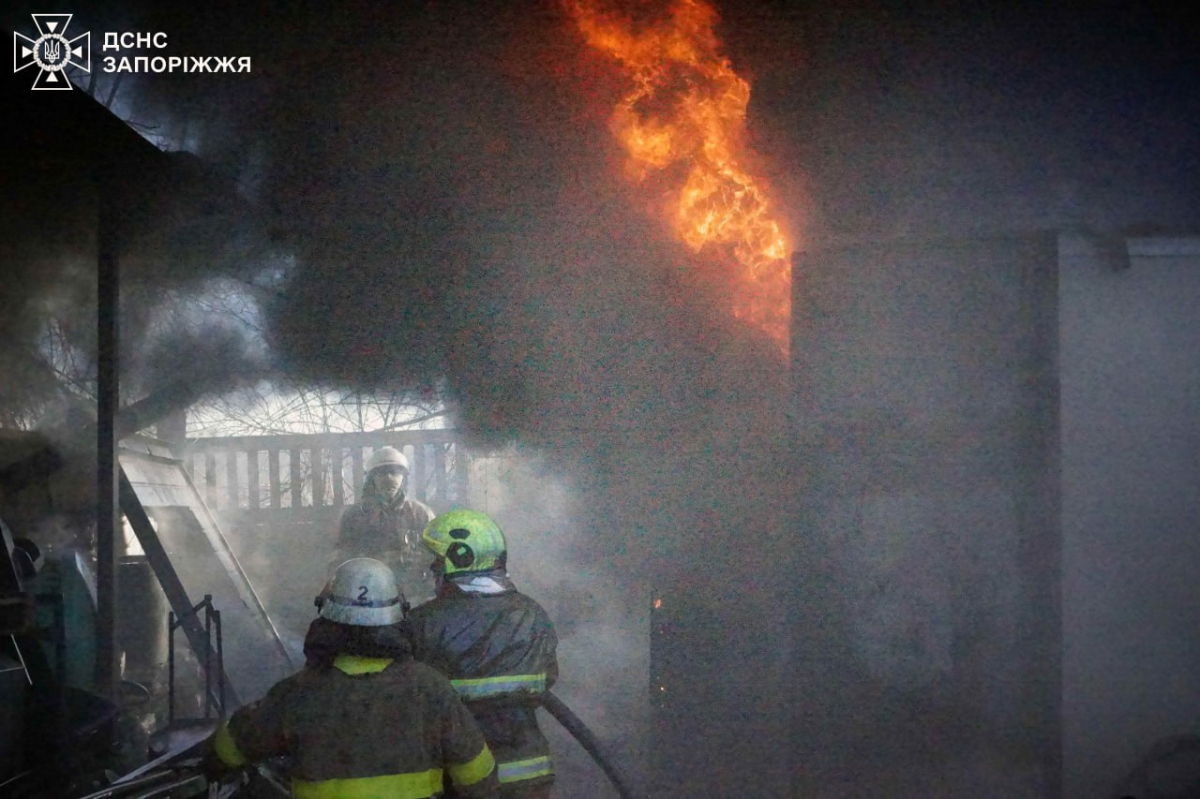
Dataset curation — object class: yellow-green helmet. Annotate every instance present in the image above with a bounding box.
[421,509,508,576]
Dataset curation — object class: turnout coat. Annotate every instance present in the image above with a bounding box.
[406,577,559,794]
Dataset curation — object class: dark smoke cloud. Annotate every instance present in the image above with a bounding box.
[725,1,1200,239]
[7,1,1199,793]
[15,0,1191,428]
[1,67,280,423]
[203,6,797,791]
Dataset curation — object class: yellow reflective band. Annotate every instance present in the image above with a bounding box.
[292,769,444,799]
[450,673,546,700]
[448,743,496,787]
[213,722,248,767]
[497,755,553,783]
[333,655,393,675]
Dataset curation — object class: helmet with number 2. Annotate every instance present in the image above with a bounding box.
[318,558,406,626]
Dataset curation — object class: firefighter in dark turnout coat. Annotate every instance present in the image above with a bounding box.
[407,510,559,799]
[332,446,437,604]
[207,558,500,799]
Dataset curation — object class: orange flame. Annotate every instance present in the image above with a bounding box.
[568,0,792,355]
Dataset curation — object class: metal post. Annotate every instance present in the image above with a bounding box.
[203,595,212,719]
[167,610,176,724]
[215,609,225,717]
[96,165,119,700]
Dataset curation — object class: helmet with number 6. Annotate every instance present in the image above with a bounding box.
[318,558,406,626]
[421,509,508,577]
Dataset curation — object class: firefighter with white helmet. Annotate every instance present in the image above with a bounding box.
[331,445,437,604]
[407,510,559,799]
[206,557,500,798]
[316,556,406,625]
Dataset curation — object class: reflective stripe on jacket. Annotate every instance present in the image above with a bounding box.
[212,654,499,798]
[496,755,553,784]
[451,673,548,701]
[407,584,559,788]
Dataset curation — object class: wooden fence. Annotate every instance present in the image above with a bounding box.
[181,429,469,517]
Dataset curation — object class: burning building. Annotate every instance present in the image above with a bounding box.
[3,1,1200,797]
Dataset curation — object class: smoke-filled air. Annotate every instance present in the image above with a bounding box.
[3,0,1200,797]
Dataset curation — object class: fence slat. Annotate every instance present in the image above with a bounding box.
[226,449,239,510]
[332,447,344,507]
[433,445,447,506]
[268,449,281,510]
[351,447,364,506]
[290,448,302,509]
[456,448,469,504]
[313,446,326,508]
[412,444,427,504]
[205,452,217,508]
[247,450,261,510]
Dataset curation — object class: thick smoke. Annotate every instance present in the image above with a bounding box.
[211,4,799,792]
[8,0,1200,794]
[469,451,651,793]
[0,71,279,427]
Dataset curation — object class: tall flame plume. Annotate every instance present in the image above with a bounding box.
[568,0,792,355]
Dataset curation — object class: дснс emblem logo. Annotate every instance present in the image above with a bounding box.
[13,13,90,90]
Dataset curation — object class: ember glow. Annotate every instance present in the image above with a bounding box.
[568,0,792,354]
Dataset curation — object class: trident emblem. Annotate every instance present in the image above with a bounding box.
[13,14,91,90]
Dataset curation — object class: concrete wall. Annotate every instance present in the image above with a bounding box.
[1059,235,1200,799]
[790,235,1060,797]
[789,232,1200,797]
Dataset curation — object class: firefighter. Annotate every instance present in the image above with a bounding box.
[407,510,559,799]
[332,445,437,604]
[206,558,500,799]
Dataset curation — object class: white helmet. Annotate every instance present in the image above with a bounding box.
[318,558,406,626]
[367,446,409,474]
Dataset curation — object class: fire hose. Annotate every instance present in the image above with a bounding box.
[542,691,641,799]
